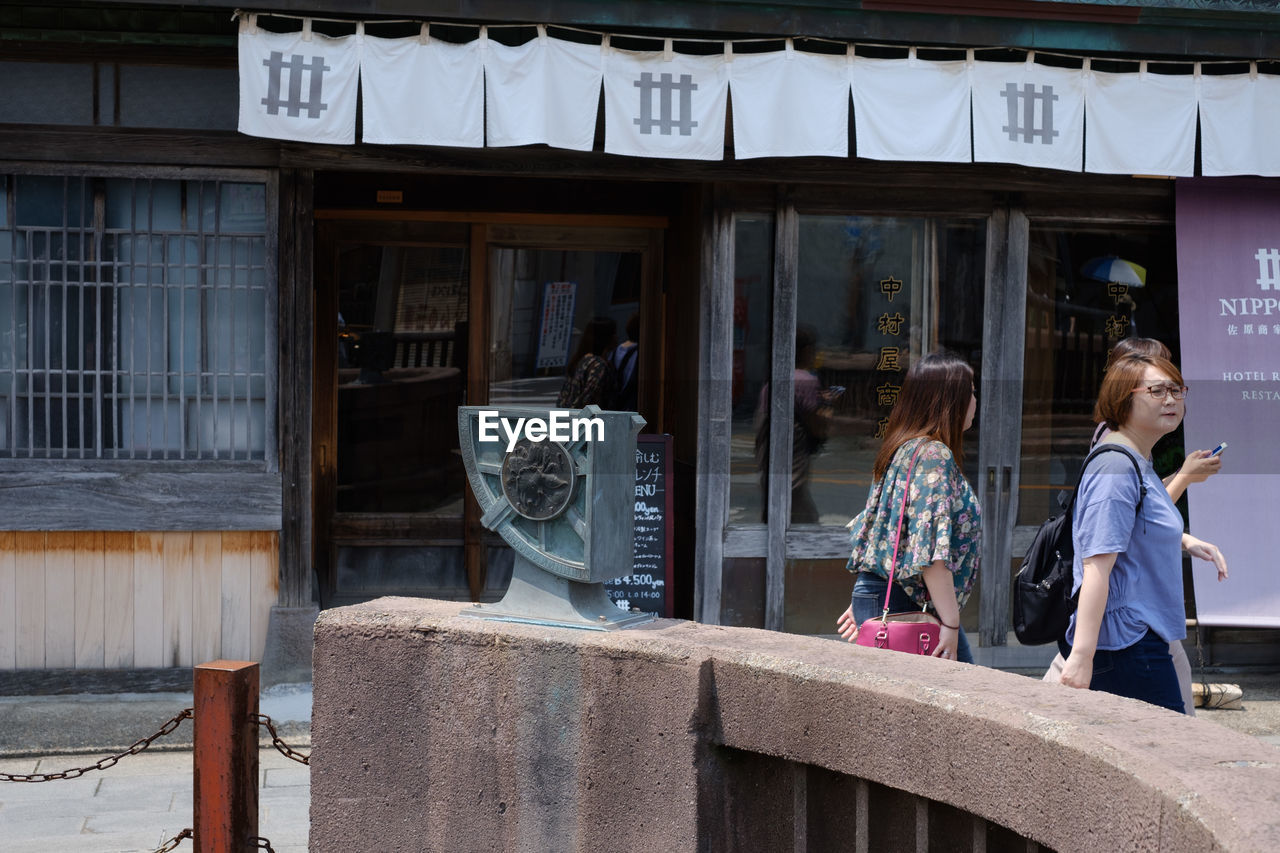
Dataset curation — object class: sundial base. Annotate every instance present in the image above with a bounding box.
[461,555,655,632]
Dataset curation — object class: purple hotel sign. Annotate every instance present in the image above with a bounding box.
[1176,179,1280,627]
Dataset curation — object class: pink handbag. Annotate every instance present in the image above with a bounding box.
[854,442,943,656]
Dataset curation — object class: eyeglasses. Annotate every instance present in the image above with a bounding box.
[1131,383,1188,401]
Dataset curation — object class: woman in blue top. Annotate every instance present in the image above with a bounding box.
[1060,353,1228,713]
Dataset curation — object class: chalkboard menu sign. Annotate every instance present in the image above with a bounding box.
[605,434,673,618]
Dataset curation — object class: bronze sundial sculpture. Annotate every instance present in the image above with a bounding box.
[457,405,653,630]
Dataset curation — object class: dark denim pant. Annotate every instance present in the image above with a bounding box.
[851,572,974,664]
[1057,627,1185,714]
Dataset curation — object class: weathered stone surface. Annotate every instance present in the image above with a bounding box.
[312,597,1280,852]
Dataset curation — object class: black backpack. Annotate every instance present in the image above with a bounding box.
[609,344,639,411]
[1012,444,1146,645]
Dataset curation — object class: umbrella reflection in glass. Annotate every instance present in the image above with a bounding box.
[1080,255,1147,288]
[1081,255,1145,337]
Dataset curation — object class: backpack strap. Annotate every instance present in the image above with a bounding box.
[616,343,638,374]
[1068,443,1147,520]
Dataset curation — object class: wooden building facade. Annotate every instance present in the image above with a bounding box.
[2,0,1279,675]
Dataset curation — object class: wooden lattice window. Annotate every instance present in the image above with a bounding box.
[0,172,276,462]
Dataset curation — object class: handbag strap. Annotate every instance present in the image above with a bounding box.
[881,439,928,618]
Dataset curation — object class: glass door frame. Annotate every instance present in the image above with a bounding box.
[976,208,1029,650]
[313,210,667,607]
[700,185,1003,634]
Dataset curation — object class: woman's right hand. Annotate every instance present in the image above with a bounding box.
[836,606,859,642]
[1060,651,1093,690]
[932,625,959,660]
[1179,449,1222,484]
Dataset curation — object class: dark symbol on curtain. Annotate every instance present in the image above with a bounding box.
[1001,83,1059,144]
[633,72,699,136]
[261,51,330,118]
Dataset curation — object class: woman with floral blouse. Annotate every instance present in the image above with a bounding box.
[836,351,980,662]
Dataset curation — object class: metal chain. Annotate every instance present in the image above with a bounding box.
[252,713,310,765]
[147,829,274,852]
[0,707,286,853]
[0,708,194,783]
[152,827,193,852]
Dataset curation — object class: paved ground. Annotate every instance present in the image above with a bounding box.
[0,748,309,853]
[0,684,311,853]
[1191,670,1280,745]
[0,670,1275,852]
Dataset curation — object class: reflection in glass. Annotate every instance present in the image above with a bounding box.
[1019,225,1180,525]
[336,544,515,602]
[783,558,856,634]
[795,215,925,527]
[788,216,988,528]
[488,248,640,408]
[777,215,986,635]
[336,245,469,514]
[728,216,773,524]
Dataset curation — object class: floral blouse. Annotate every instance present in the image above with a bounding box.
[845,437,981,611]
[557,354,618,409]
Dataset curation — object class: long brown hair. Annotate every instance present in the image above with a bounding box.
[872,351,974,481]
[565,317,617,376]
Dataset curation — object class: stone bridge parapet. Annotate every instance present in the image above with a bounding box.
[311,597,1280,852]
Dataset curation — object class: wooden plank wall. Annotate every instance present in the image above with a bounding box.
[0,531,278,670]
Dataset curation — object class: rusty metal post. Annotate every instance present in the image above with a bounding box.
[194,660,259,852]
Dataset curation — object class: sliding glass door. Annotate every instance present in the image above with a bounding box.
[717,200,989,635]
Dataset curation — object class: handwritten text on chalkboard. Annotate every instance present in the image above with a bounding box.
[606,436,672,617]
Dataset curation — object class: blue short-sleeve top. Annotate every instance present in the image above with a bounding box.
[1066,442,1187,649]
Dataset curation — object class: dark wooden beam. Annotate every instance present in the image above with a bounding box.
[0,126,280,168]
[765,189,798,633]
[0,471,282,531]
[32,0,1280,59]
[277,167,315,609]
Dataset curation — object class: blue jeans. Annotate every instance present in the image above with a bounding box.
[1057,628,1185,714]
[851,572,974,664]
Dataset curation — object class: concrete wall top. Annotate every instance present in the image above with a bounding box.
[313,597,1280,852]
